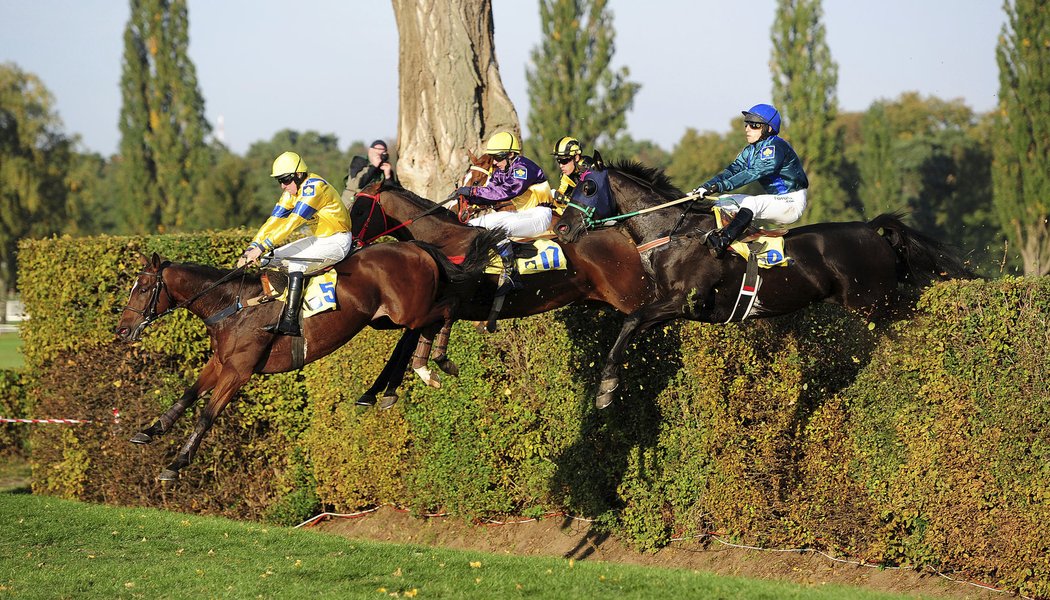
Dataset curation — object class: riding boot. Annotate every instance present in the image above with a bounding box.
[271,271,304,336]
[496,240,523,295]
[707,207,755,258]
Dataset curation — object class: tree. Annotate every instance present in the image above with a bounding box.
[524,0,639,165]
[116,0,212,234]
[391,0,518,200]
[993,0,1050,276]
[0,63,72,293]
[849,93,1000,274]
[770,0,856,223]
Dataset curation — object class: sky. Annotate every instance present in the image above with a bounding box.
[4,1,1005,157]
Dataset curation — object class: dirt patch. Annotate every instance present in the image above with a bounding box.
[311,506,1004,599]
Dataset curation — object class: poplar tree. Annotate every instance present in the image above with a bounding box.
[993,0,1050,276]
[117,0,211,234]
[525,0,639,163]
[770,0,855,223]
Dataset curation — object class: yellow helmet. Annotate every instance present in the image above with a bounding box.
[485,131,521,155]
[552,136,582,158]
[271,151,307,178]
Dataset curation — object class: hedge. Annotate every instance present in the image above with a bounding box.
[17,232,1050,598]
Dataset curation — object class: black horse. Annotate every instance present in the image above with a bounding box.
[555,160,975,408]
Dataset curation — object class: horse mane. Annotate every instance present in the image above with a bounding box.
[379,179,458,219]
[608,160,685,201]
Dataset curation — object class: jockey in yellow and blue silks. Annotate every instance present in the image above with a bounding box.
[551,136,595,215]
[449,131,554,238]
[237,151,354,336]
[690,103,810,258]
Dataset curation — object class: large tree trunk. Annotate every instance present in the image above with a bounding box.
[392,0,520,200]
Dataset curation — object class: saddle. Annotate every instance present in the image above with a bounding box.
[712,207,792,269]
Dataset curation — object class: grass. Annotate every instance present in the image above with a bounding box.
[0,332,23,370]
[0,459,30,494]
[0,492,915,600]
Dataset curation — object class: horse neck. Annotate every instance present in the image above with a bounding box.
[610,177,712,242]
[166,264,243,319]
[381,192,475,254]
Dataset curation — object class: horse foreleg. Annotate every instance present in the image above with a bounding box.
[596,312,645,410]
[159,366,252,481]
[430,319,459,377]
[131,356,220,445]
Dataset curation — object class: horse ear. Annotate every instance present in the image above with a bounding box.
[150,252,163,269]
[467,149,478,164]
[592,149,606,170]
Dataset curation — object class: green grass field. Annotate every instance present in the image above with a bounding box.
[0,492,914,600]
[0,331,23,370]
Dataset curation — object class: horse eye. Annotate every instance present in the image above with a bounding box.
[582,180,597,197]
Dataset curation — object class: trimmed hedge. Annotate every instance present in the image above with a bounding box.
[18,233,1050,597]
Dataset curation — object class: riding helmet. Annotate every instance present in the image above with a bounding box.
[485,131,522,155]
[271,151,308,177]
[551,136,583,158]
[741,103,782,134]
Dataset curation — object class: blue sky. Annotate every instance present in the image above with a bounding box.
[4,1,1004,156]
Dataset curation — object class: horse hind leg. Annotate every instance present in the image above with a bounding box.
[410,324,442,389]
[357,329,420,407]
[430,320,459,376]
[131,357,220,445]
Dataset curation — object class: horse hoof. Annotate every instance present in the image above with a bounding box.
[158,469,179,481]
[413,366,442,389]
[379,394,399,410]
[595,392,616,410]
[435,358,459,377]
[355,394,377,407]
[598,378,619,396]
[130,432,153,445]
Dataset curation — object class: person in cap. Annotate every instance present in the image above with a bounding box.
[237,151,354,336]
[342,139,398,204]
[550,135,595,214]
[449,131,554,238]
[690,103,809,257]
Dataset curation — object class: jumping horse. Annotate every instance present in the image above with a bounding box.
[115,232,502,480]
[555,160,976,408]
[347,173,656,406]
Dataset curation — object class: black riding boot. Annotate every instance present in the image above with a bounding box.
[707,208,755,258]
[271,271,304,336]
[496,240,523,294]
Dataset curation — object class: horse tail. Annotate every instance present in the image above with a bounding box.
[868,212,978,285]
[411,228,506,284]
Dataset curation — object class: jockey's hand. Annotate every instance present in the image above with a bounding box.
[236,246,263,268]
[446,186,470,203]
[690,186,713,199]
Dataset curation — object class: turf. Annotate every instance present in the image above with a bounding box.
[0,332,23,370]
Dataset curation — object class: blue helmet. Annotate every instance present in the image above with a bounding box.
[741,103,781,134]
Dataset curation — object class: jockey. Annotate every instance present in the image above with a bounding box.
[690,103,809,258]
[450,131,554,238]
[237,151,354,336]
[551,135,595,214]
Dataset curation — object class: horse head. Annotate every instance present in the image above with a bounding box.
[555,168,616,243]
[347,181,390,245]
[115,253,175,342]
[463,150,493,188]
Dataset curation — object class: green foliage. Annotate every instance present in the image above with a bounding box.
[994,0,1050,276]
[852,93,1001,274]
[524,0,640,168]
[771,0,856,223]
[0,63,74,290]
[116,0,212,234]
[0,370,28,458]
[666,127,754,193]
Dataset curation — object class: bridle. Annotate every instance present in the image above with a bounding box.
[119,262,251,339]
[352,189,454,247]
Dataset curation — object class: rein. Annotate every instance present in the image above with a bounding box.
[572,192,708,228]
[353,190,450,246]
[122,262,252,335]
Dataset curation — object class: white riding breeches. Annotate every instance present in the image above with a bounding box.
[469,206,553,238]
[718,189,808,226]
[270,232,354,274]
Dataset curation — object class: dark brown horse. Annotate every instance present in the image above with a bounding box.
[115,233,501,480]
[555,160,976,407]
[347,176,656,405]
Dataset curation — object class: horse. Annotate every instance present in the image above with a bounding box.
[347,175,656,406]
[114,232,502,481]
[555,160,976,408]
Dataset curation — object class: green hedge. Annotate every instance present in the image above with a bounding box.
[18,233,1050,597]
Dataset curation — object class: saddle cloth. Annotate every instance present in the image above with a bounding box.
[714,207,792,268]
[484,239,568,276]
[261,270,339,318]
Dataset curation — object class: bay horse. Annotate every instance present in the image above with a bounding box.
[347,176,655,405]
[555,160,976,408]
[114,232,501,480]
